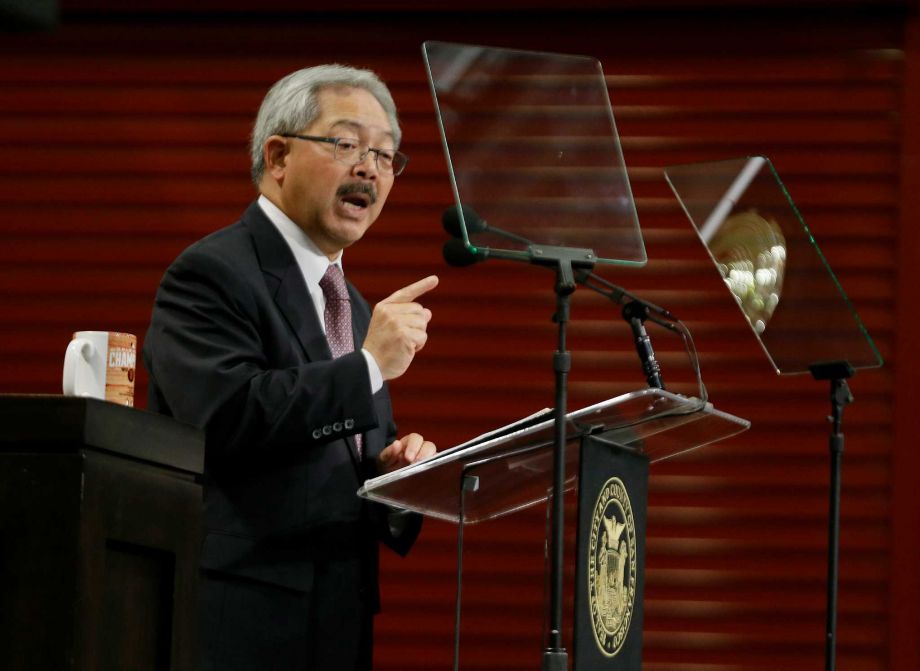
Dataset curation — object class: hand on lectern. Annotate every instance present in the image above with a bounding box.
[377,433,437,473]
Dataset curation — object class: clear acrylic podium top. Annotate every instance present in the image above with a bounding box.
[359,389,749,524]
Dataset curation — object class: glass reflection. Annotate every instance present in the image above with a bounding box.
[709,209,786,334]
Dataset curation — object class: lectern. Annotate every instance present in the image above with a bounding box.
[360,388,749,669]
[0,395,204,671]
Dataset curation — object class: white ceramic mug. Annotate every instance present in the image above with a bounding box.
[62,331,137,406]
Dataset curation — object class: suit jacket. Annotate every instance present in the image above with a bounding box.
[143,200,420,611]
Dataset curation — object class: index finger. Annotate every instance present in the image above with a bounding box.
[380,275,439,304]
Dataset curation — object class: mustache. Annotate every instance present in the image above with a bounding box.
[336,182,378,206]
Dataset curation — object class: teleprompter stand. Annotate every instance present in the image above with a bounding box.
[420,240,598,669]
[533,244,596,671]
[665,156,884,671]
[359,388,749,670]
[418,41,715,668]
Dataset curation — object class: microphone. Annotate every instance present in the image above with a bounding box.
[442,204,488,237]
[441,204,528,268]
[442,204,533,245]
[622,301,665,389]
[442,237,487,267]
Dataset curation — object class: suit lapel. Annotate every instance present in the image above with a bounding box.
[243,201,372,467]
[243,201,332,363]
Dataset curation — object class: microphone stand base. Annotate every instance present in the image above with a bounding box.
[541,650,568,671]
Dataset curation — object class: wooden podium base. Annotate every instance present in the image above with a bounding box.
[0,395,203,671]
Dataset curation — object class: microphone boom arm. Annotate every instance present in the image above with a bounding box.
[441,204,699,394]
[573,270,679,391]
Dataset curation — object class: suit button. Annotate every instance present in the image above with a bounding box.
[344,418,354,430]
[333,422,343,432]
[322,425,332,436]
[312,429,322,440]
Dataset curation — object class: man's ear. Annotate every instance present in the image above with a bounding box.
[264,136,289,180]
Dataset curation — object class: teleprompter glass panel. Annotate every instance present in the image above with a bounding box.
[423,41,646,266]
[665,156,883,374]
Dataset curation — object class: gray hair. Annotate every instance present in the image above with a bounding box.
[250,64,401,186]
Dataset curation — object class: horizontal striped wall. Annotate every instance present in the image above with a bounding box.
[0,5,915,670]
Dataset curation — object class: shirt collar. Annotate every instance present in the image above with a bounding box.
[257,194,343,287]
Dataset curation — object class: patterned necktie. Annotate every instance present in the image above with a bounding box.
[319,264,353,357]
[319,264,362,456]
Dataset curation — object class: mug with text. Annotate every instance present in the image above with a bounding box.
[62,331,137,406]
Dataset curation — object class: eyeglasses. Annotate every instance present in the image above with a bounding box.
[280,134,409,176]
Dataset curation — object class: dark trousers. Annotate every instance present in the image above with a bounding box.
[199,559,374,671]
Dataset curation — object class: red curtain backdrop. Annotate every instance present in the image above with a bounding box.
[1,3,917,670]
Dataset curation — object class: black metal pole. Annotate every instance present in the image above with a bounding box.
[809,361,854,671]
[826,426,843,671]
[453,473,479,671]
[825,376,852,671]
[542,264,575,671]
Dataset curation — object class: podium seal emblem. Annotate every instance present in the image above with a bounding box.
[587,476,637,657]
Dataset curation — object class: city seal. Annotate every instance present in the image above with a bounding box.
[587,476,637,657]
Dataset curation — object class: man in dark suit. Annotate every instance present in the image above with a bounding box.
[143,64,437,671]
